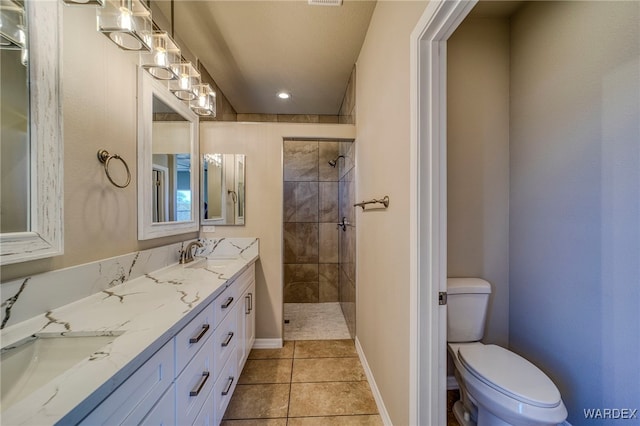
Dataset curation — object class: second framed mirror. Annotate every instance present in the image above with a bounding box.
[201,153,245,225]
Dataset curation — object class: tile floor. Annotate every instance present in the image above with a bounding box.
[222,340,383,425]
[284,303,351,341]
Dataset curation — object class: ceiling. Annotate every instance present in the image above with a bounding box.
[153,1,377,115]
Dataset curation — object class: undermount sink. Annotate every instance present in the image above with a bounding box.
[0,333,120,410]
[186,257,238,270]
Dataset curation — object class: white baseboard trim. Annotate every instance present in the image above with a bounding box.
[355,337,392,426]
[447,375,459,390]
[252,338,283,349]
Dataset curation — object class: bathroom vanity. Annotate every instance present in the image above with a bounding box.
[0,239,258,425]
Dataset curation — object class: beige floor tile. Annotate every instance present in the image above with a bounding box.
[287,415,384,426]
[220,420,287,426]
[239,359,293,384]
[223,384,290,420]
[294,340,357,358]
[288,382,378,417]
[249,341,295,360]
[292,358,366,382]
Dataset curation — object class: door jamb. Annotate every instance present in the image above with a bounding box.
[409,1,477,425]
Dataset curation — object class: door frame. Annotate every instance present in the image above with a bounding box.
[408,1,477,425]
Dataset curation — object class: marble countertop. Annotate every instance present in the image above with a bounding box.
[0,242,258,425]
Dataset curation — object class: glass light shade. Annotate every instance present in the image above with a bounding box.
[190,84,216,116]
[97,0,152,51]
[140,31,180,80]
[169,62,201,101]
[0,0,26,49]
[62,0,105,6]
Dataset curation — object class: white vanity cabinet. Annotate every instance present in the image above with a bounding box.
[79,263,256,426]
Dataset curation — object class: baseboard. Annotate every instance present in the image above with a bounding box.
[355,337,392,426]
[252,338,283,349]
[447,375,459,390]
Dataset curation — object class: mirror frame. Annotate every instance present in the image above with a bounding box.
[137,69,199,240]
[0,1,64,265]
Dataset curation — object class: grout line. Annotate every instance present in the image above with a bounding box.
[286,341,296,419]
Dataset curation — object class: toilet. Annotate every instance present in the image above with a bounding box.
[447,278,567,426]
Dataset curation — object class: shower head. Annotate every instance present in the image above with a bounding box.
[328,155,345,168]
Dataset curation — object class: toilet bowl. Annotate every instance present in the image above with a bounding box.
[450,342,567,426]
[447,278,567,426]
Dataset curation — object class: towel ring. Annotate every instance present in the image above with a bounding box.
[97,149,131,188]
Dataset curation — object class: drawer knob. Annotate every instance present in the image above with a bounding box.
[189,324,210,344]
[221,376,235,396]
[221,332,234,347]
[221,297,234,309]
[189,371,210,397]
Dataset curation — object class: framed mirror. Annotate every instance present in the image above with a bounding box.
[137,70,199,240]
[0,0,63,265]
[201,154,245,225]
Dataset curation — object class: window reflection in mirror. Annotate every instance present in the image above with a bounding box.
[202,154,246,226]
[151,95,191,223]
[1,0,29,233]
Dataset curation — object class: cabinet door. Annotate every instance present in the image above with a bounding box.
[140,384,175,425]
[236,280,256,373]
[80,341,174,425]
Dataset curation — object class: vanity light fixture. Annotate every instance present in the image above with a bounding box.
[62,0,105,6]
[0,0,26,50]
[277,91,291,100]
[97,0,152,51]
[190,83,217,116]
[204,153,223,168]
[169,61,201,101]
[140,31,180,80]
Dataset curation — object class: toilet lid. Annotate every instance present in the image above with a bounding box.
[458,344,561,408]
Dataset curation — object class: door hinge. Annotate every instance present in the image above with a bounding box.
[439,292,447,305]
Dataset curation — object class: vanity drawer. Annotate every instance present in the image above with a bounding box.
[175,338,215,425]
[211,306,238,382]
[234,265,256,296]
[175,301,215,375]
[213,347,238,425]
[213,265,255,326]
[79,340,174,425]
[214,283,239,326]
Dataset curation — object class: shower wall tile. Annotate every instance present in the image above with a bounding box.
[319,182,339,223]
[339,142,355,180]
[319,142,340,182]
[284,141,318,181]
[319,223,339,264]
[284,182,319,223]
[284,264,319,303]
[284,222,319,264]
[319,264,339,302]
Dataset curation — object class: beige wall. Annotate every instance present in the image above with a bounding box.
[199,122,355,340]
[0,6,197,282]
[355,1,428,424]
[447,18,510,346]
[509,2,639,422]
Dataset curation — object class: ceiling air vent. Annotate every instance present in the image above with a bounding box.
[308,0,343,6]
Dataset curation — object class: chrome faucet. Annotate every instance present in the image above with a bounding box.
[180,241,203,264]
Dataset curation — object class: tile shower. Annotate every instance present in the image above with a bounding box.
[283,139,356,338]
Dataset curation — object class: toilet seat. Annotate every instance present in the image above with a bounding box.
[457,344,561,408]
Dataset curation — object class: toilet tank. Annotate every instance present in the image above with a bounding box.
[447,278,491,343]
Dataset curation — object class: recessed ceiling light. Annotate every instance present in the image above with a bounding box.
[277,91,291,100]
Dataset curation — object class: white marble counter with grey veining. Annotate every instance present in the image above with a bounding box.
[0,238,258,425]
